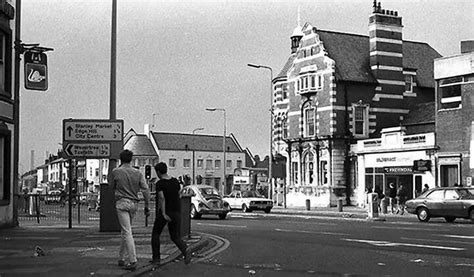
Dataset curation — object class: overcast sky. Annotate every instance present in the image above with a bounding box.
[19,0,473,172]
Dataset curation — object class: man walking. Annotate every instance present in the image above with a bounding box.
[109,150,151,270]
[151,162,190,266]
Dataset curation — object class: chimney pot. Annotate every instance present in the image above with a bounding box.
[394,11,398,16]
[381,9,385,14]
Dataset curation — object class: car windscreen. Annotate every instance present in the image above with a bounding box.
[199,188,220,197]
[242,191,262,198]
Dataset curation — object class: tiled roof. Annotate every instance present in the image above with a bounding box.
[151,132,242,153]
[317,30,441,87]
[124,134,157,156]
[276,29,441,87]
[402,101,435,125]
[275,54,296,79]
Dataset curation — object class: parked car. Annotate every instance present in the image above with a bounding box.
[181,185,230,220]
[405,187,474,222]
[223,190,273,213]
[44,190,61,204]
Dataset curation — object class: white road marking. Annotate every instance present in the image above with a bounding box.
[400,237,474,245]
[275,228,349,236]
[439,234,474,240]
[342,238,465,251]
[371,226,448,232]
[196,223,247,228]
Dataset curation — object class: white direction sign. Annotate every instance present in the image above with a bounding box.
[64,143,110,158]
[63,119,123,141]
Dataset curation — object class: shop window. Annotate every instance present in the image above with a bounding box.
[440,164,458,187]
[0,128,11,203]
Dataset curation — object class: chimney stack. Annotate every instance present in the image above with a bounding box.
[369,1,405,96]
[461,40,474,54]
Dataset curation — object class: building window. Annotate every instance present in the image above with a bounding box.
[226,160,232,169]
[439,76,463,110]
[197,159,203,169]
[0,128,11,202]
[206,159,213,169]
[282,118,288,139]
[95,169,99,177]
[352,104,369,137]
[236,160,242,168]
[305,107,316,137]
[183,159,191,168]
[440,164,458,187]
[297,73,323,94]
[405,75,414,92]
[215,160,221,169]
[0,30,11,96]
[169,158,176,168]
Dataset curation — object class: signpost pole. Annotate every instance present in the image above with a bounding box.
[68,159,73,229]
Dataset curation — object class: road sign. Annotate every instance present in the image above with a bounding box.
[63,119,123,141]
[64,143,110,158]
[62,119,124,159]
[24,51,48,91]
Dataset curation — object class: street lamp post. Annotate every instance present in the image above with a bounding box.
[205,108,226,194]
[247,63,273,200]
[192,127,204,185]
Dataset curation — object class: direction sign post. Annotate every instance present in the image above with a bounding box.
[62,119,123,159]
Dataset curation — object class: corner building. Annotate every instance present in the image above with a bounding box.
[271,2,440,207]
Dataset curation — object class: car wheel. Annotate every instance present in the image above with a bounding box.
[469,209,474,222]
[218,213,227,220]
[242,204,251,213]
[444,216,456,223]
[190,204,201,219]
[416,207,430,222]
[264,208,271,214]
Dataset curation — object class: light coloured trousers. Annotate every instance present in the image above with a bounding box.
[116,198,138,263]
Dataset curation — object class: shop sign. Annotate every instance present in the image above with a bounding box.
[384,167,413,174]
[413,159,431,172]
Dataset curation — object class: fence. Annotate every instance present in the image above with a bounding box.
[15,193,156,226]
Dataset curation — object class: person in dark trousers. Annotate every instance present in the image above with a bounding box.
[388,183,397,213]
[151,162,190,266]
[396,184,407,215]
[110,149,151,271]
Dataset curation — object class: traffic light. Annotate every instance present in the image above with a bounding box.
[145,165,152,179]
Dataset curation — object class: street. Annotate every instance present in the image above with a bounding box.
[151,212,474,277]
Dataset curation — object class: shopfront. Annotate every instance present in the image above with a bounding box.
[353,127,437,206]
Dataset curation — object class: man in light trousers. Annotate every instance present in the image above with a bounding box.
[109,149,151,271]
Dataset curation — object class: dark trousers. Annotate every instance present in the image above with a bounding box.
[152,211,187,261]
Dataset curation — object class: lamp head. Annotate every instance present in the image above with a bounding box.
[206,108,217,112]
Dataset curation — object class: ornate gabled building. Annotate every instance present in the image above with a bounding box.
[271,1,441,207]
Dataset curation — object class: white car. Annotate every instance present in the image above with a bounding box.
[223,190,273,213]
[181,185,230,220]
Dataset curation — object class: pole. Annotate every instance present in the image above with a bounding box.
[68,159,73,229]
[13,0,22,227]
[192,128,204,185]
[223,110,226,195]
[110,0,116,121]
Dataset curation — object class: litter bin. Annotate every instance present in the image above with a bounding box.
[367,193,379,218]
[337,198,343,212]
[180,195,191,238]
[305,199,311,211]
[381,197,388,214]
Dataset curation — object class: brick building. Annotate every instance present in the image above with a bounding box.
[434,41,474,187]
[271,1,441,207]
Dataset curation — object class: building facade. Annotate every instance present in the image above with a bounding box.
[0,1,16,228]
[271,1,440,207]
[434,41,474,187]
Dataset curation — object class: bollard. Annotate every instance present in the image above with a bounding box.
[381,197,388,214]
[305,199,311,211]
[337,198,343,212]
[367,193,379,218]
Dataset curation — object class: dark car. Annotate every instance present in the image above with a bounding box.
[405,187,474,222]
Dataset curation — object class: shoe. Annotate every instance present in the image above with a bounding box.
[149,259,160,265]
[184,249,192,265]
[123,262,137,271]
[118,260,125,267]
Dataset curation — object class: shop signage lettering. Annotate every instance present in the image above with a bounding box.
[413,159,431,172]
[403,135,426,144]
[376,157,396,163]
[384,167,413,174]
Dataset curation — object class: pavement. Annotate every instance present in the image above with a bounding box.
[0,205,409,277]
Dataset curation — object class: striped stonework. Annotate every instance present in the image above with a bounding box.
[369,8,405,97]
